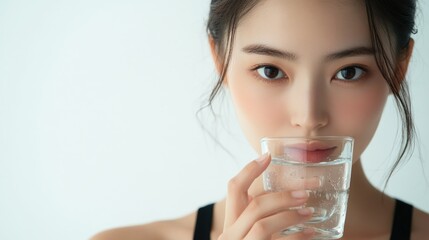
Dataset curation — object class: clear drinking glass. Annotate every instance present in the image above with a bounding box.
[261,136,354,239]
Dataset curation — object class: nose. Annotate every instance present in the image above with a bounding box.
[287,75,329,134]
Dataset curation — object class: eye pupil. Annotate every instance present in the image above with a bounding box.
[340,67,356,80]
[264,67,279,79]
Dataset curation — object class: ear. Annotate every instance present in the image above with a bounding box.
[397,38,415,80]
[209,36,223,76]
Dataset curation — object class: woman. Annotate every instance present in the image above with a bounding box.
[92,0,429,239]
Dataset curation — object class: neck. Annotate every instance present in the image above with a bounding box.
[342,159,395,237]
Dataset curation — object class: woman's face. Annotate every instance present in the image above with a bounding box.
[223,0,390,162]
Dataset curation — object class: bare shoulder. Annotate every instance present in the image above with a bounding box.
[412,207,429,240]
[90,212,197,240]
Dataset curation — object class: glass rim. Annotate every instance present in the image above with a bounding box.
[260,136,354,143]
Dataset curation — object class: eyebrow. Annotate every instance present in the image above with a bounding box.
[242,44,374,61]
[326,46,374,60]
[242,44,297,61]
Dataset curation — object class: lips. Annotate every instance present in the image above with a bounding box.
[284,142,337,163]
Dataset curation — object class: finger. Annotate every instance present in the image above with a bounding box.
[286,176,322,191]
[228,190,310,239]
[275,228,315,240]
[255,174,322,199]
[243,207,315,240]
[224,153,271,227]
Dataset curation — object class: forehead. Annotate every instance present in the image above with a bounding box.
[235,0,371,57]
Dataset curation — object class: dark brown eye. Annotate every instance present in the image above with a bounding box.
[335,66,365,81]
[256,66,285,80]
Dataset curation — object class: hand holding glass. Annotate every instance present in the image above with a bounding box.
[261,136,354,239]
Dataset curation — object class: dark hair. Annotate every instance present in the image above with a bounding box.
[205,0,418,186]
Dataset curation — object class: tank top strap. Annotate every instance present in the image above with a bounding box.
[193,203,214,240]
[390,199,413,240]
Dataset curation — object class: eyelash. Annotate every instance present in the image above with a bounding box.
[250,64,288,84]
[333,64,368,83]
[250,64,369,84]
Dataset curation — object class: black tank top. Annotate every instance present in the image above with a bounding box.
[192,199,413,240]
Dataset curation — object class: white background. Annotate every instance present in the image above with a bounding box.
[0,1,428,240]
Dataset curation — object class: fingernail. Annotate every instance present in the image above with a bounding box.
[318,176,324,187]
[297,207,315,216]
[291,190,309,199]
[256,153,269,165]
[303,228,315,235]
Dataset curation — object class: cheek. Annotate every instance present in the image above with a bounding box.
[227,71,285,152]
[331,82,389,161]
[334,92,386,130]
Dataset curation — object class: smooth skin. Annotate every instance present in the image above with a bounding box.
[91,0,429,239]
